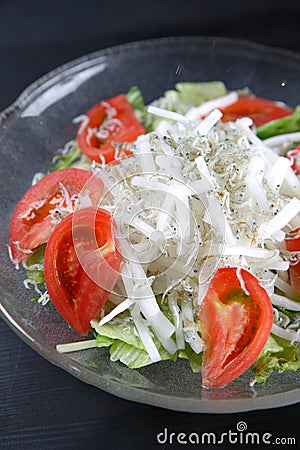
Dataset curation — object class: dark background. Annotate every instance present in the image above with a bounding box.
[1,1,300,448]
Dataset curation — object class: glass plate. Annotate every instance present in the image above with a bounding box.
[1,36,300,413]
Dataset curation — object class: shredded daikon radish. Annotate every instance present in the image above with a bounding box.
[148,105,191,124]
[43,87,300,371]
[272,324,300,343]
[259,198,300,240]
[271,293,300,311]
[275,276,299,299]
[195,109,223,135]
[96,298,134,326]
[130,304,162,362]
[57,339,99,353]
[264,131,300,151]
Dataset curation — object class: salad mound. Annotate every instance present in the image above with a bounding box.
[9,82,300,388]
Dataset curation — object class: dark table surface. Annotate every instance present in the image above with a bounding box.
[1,1,300,449]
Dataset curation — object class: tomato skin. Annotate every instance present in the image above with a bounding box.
[285,229,300,294]
[9,168,103,264]
[44,207,122,334]
[77,94,145,163]
[287,144,300,175]
[288,264,300,295]
[198,268,273,388]
[220,96,293,127]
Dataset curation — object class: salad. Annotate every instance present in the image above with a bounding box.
[9,81,300,389]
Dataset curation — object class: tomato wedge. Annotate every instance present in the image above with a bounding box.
[77,94,145,164]
[285,229,300,294]
[287,144,300,175]
[220,96,293,127]
[44,207,122,334]
[9,168,103,264]
[198,268,273,388]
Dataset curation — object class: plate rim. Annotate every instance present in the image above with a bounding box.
[1,35,300,413]
[1,34,300,121]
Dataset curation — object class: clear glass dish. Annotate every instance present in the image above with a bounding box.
[1,36,300,413]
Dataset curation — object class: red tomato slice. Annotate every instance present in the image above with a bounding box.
[9,168,103,264]
[287,145,300,175]
[288,263,300,295]
[77,94,145,164]
[285,228,300,294]
[285,227,300,252]
[220,96,293,127]
[44,207,122,334]
[198,268,273,388]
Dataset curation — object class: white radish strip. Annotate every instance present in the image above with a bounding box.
[155,120,175,136]
[259,198,300,239]
[246,173,269,212]
[222,246,274,259]
[271,324,300,343]
[155,154,185,181]
[185,331,205,354]
[94,169,118,196]
[168,297,185,349]
[264,131,300,149]
[120,259,175,338]
[195,155,215,188]
[195,109,223,135]
[131,304,162,362]
[275,276,299,299]
[189,179,212,194]
[181,300,204,354]
[205,196,236,245]
[261,260,289,271]
[154,330,178,355]
[133,285,176,338]
[248,155,266,183]
[96,298,134,326]
[175,196,190,249]
[147,105,191,123]
[271,293,300,311]
[267,157,292,191]
[172,182,191,243]
[131,176,170,192]
[56,339,98,353]
[131,217,156,238]
[185,92,238,120]
[236,117,263,146]
[135,135,157,173]
[156,193,175,233]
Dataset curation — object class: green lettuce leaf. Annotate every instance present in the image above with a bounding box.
[179,345,203,372]
[251,334,300,384]
[154,81,227,115]
[126,86,153,132]
[109,340,177,369]
[25,244,46,284]
[257,105,300,140]
[93,314,145,349]
[51,140,90,171]
[92,300,203,371]
[92,312,177,369]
